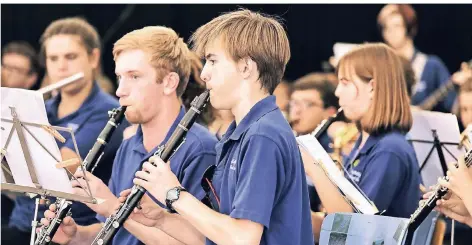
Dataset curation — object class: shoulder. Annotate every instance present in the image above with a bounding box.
[244,110,297,155]
[90,90,120,112]
[425,55,448,70]
[114,134,135,155]
[372,132,416,163]
[247,110,293,142]
[376,132,410,151]
[186,123,218,154]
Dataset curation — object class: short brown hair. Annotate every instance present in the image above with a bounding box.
[2,41,39,74]
[113,26,191,97]
[190,8,291,94]
[377,4,418,38]
[336,43,413,135]
[292,73,339,109]
[39,17,101,66]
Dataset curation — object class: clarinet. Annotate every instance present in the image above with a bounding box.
[312,108,344,139]
[91,90,210,245]
[34,106,127,245]
[407,147,472,235]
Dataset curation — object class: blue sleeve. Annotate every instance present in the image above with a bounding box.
[230,135,283,229]
[63,114,109,159]
[181,153,216,201]
[432,56,456,112]
[358,152,406,213]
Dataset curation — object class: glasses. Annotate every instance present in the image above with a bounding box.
[200,165,220,212]
[1,63,31,76]
[288,100,322,111]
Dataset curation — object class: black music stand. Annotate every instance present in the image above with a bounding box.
[408,110,464,188]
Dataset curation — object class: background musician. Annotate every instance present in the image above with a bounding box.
[301,43,423,242]
[2,17,126,245]
[1,41,40,90]
[377,4,457,113]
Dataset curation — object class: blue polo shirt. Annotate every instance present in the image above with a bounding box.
[97,106,217,245]
[411,50,455,113]
[10,82,125,231]
[343,131,422,218]
[208,96,314,245]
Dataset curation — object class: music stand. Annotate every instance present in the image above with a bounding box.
[407,109,465,188]
[1,88,97,244]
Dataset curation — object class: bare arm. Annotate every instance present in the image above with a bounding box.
[69,224,102,245]
[300,147,353,213]
[123,219,188,245]
[117,189,205,245]
[173,192,263,245]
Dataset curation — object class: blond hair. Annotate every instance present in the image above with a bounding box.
[336,43,412,134]
[113,26,191,96]
[190,9,291,94]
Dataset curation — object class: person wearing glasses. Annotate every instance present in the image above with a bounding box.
[121,9,314,245]
[1,41,40,90]
[40,26,217,245]
[1,41,40,228]
[289,72,339,152]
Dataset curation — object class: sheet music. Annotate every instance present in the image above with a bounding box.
[320,213,409,245]
[408,109,464,187]
[333,43,359,60]
[1,88,73,194]
[297,135,379,215]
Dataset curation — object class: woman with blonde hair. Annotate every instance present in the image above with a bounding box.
[302,43,422,241]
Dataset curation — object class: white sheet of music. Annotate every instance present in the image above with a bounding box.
[1,87,73,194]
[408,109,465,188]
[297,134,379,215]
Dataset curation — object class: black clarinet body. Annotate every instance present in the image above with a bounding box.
[312,108,344,139]
[91,90,210,245]
[34,106,127,245]
[404,147,472,244]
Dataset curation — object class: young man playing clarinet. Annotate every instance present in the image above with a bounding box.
[40,26,217,245]
[124,9,314,245]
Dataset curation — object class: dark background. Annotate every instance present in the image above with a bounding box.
[2,4,472,89]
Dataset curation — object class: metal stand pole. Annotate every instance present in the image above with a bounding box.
[30,197,40,245]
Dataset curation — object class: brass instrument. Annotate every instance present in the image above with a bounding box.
[330,123,359,168]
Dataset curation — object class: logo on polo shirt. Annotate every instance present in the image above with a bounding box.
[67,123,79,132]
[349,170,362,183]
[230,158,237,170]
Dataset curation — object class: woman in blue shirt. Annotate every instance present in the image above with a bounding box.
[302,43,422,241]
